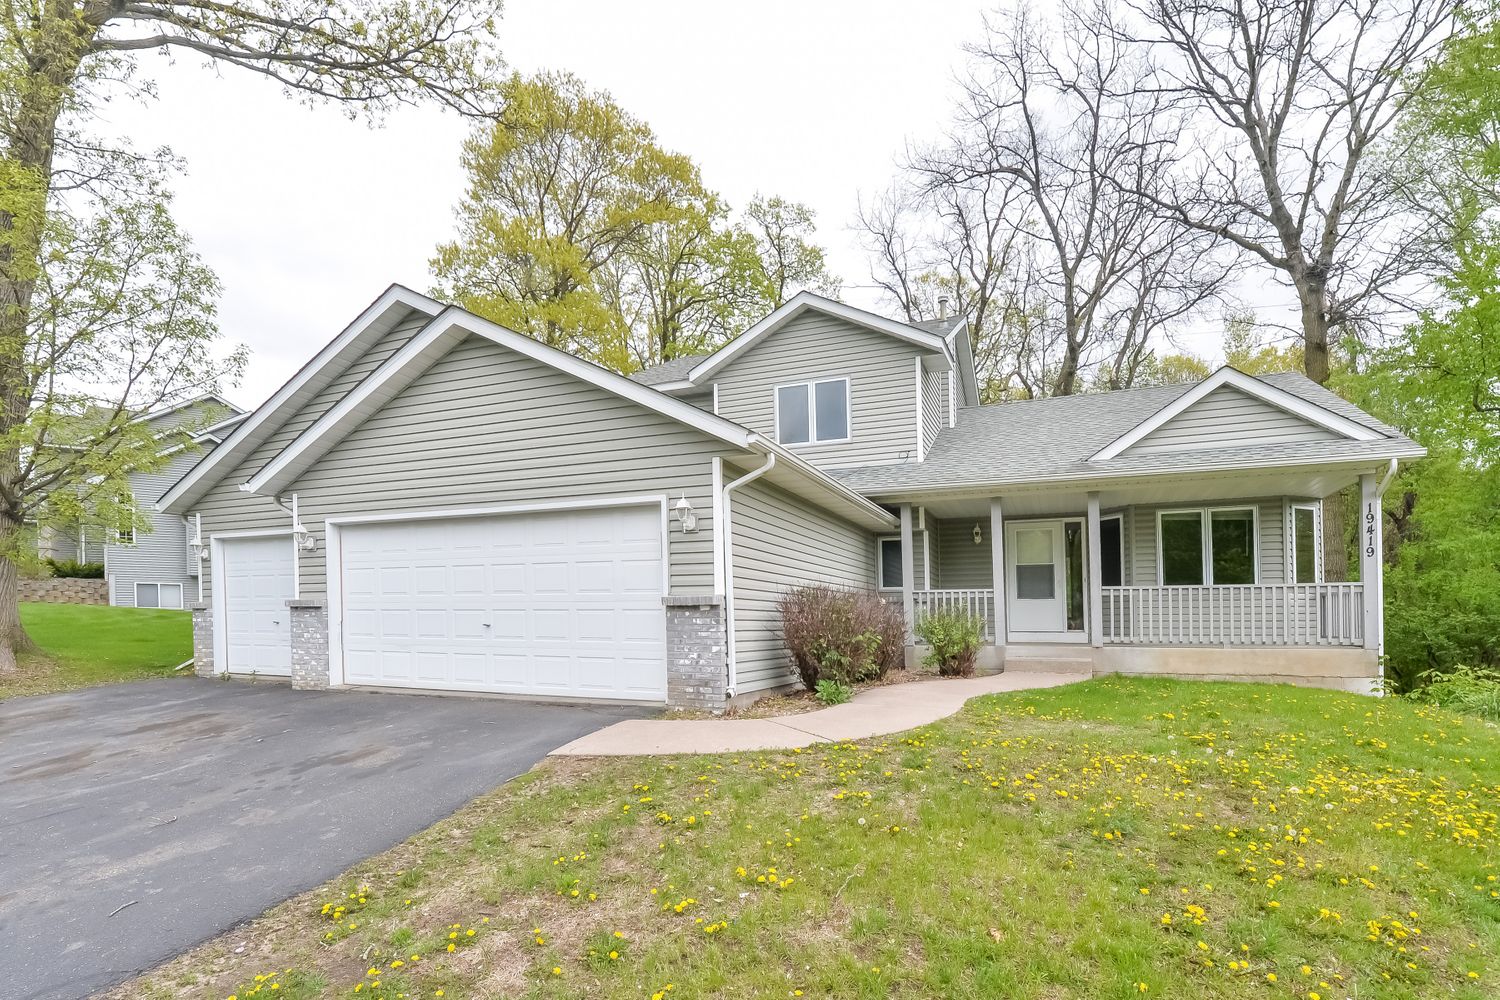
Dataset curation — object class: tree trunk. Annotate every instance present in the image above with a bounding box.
[0,520,38,673]
[1298,277,1331,385]
[0,15,94,665]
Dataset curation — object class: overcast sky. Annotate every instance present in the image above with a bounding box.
[103,0,1241,410]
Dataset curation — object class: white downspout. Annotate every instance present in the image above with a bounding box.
[272,493,303,600]
[720,453,776,700]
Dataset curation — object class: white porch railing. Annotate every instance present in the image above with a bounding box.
[1100,583,1365,647]
[912,589,996,642]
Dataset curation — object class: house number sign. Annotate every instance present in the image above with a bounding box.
[1364,502,1377,559]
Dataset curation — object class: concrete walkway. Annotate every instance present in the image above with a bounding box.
[550,671,1082,756]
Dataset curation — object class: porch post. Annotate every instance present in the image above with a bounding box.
[899,503,915,638]
[1359,473,1382,653]
[989,498,1005,645]
[1086,492,1104,648]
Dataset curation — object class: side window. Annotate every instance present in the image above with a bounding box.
[878,537,903,589]
[1100,516,1123,587]
[1291,504,1320,583]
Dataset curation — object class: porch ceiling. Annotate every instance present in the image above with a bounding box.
[903,462,1381,519]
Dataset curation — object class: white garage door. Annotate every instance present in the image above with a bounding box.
[339,505,667,702]
[220,534,295,676]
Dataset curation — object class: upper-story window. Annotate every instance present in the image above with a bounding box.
[775,378,850,445]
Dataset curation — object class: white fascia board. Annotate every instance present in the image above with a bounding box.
[156,285,443,513]
[744,434,899,531]
[687,291,952,384]
[245,308,758,498]
[1090,366,1386,462]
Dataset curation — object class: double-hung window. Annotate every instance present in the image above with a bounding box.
[776,378,849,445]
[1157,507,1258,585]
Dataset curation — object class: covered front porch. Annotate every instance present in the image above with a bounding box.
[880,462,1390,688]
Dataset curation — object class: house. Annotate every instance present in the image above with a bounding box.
[157,286,1422,706]
[40,396,246,609]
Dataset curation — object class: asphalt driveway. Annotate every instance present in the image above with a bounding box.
[0,678,647,1000]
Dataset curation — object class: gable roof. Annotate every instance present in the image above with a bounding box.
[1090,366,1383,460]
[628,354,708,386]
[831,370,1422,497]
[682,291,953,386]
[155,285,443,513]
[133,393,244,428]
[215,302,894,531]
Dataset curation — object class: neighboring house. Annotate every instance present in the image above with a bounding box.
[158,285,1422,708]
[42,396,246,609]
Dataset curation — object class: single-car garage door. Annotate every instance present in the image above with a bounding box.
[338,504,667,702]
[219,534,295,676]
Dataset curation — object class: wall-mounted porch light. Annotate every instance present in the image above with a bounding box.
[674,494,699,533]
[972,522,984,545]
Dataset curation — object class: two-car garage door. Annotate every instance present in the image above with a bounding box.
[337,504,667,702]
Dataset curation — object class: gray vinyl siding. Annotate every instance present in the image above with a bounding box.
[729,472,877,694]
[933,516,993,588]
[1126,386,1340,456]
[713,312,926,468]
[190,314,436,599]
[195,334,734,603]
[921,365,947,457]
[106,451,203,607]
[1128,498,1288,585]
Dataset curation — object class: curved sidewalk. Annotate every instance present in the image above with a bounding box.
[551,671,1082,756]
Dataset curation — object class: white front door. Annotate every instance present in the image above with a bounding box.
[1007,521,1068,636]
[220,535,295,675]
[337,504,667,702]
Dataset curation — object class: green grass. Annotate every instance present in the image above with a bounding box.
[0,602,191,700]
[115,678,1500,1000]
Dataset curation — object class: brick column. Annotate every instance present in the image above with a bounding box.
[287,600,330,690]
[189,603,215,677]
[664,594,726,711]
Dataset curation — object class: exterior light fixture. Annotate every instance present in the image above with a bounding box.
[674,494,698,533]
[972,522,983,545]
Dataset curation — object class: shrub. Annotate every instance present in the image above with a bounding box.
[45,559,105,579]
[814,679,854,706]
[1404,665,1500,721]
[915,610,985,677]
[779,584,906,690]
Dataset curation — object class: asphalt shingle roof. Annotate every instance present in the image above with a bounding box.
[627,355,707,386]
[829,371,1422,495]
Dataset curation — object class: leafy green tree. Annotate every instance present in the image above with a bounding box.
[0,1,503,662]
[432,72,838,372]
[1345,4,1500,688]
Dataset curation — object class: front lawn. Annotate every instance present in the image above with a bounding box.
[0,602,191,700]
[115,678,1497,1000]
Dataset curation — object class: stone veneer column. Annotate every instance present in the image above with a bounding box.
[189,603,215,677]
[287,600,331,690]
[664,594,726,711]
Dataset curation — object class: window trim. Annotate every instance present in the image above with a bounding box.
[1155,505,1260,586]
[136,581,184,610]
[1287,501,1323,584]
[773,376,852,447]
